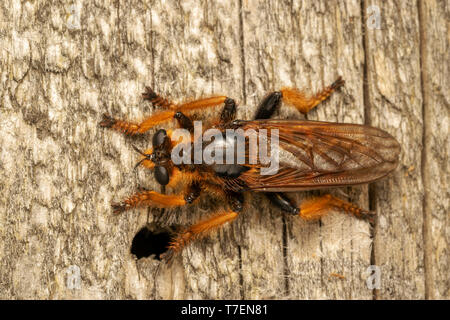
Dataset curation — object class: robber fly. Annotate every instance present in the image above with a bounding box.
[99,77,400,262]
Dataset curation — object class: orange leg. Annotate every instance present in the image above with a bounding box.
[99,111,174,135]
[280,76,345,114]
[112,181,202,214]
[112,190,187,214]
[161,209,239,262]
[298,194,373,221]
[100,89,228,135]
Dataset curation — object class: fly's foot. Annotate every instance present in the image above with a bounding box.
[331,76,345,90]
[99,113,117,128]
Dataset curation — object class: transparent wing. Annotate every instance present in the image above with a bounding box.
[237,120,401,192]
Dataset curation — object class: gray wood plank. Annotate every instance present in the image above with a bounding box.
[364,0,426,299]
[419,0,449,300]
[241,0,372,299]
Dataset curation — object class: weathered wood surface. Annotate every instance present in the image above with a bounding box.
[419,0,449,299]
[365,0,426,299]
[0,0,447,299]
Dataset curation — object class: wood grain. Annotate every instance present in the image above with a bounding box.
[0,0,447,299]
[364,0,425,299]
[419,0,449,300]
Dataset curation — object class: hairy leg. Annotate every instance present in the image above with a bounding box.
[253,76,345,120]
[280,77,345,114]
[161,191,244,262]
[100,87,232,135]
[267,192,373,222]
[99,111,174,135]
[112,182,202,214]
[298,194,373,221]
[142,87,174,109]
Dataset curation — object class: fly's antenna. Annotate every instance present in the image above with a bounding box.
[134,159,146,170]
[132,144,147,156]
[132,145,152,169]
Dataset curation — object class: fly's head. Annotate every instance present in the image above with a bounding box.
[133,129,173,186]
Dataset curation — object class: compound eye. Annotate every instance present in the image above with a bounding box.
[154,166,169,185]
[152,129,167,148]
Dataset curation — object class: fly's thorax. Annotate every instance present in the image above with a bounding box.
[167,123,280,177]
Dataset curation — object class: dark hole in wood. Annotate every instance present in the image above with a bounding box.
[131,226,171,260]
